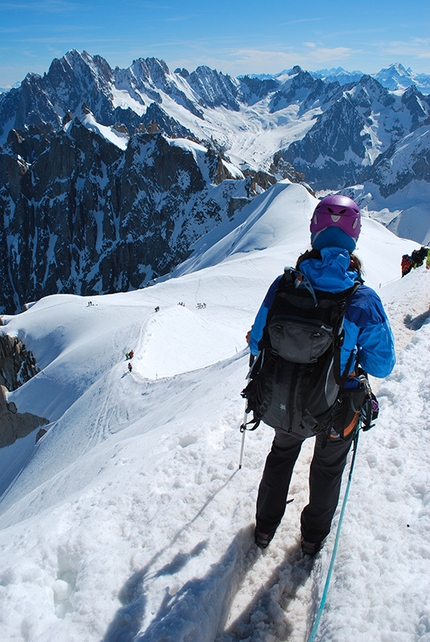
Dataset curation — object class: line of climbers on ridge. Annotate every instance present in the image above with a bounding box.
[401,246,430,277]
[122,302,208,374]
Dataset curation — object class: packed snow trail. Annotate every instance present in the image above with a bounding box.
[0,183,428,641]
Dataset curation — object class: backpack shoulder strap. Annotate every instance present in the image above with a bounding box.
[334,278,362,385]
[257,268,295,351]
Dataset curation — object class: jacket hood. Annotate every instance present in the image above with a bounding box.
[299,247,359,293]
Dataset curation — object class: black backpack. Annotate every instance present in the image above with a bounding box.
[241,267,361,438]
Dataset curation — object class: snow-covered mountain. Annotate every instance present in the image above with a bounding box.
[246,64,430,94]
[1,51,429,173]
[310,63,430,94]
[0,50,429,316]
[309,67,365,85]
[350,126,430,245]
[0,117,260,316]
[0,182,428,641]
[373,63,430,94]
[278,76,430,188]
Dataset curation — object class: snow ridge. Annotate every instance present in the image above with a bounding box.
[0,183,428,641]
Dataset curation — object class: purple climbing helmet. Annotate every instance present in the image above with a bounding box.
[310,195,361,251]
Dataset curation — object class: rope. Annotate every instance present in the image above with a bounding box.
[307,428,360,642]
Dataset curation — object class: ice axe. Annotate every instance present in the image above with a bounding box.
[238,354,255,469]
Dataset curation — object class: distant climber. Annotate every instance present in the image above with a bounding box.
[128,362,133,372]
[402,246,429,276]
[411,246,428,268]
[401,254,413,277]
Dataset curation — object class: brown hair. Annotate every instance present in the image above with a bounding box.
[296,249,363,277]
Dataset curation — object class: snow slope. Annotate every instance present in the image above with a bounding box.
[0,182,429,642]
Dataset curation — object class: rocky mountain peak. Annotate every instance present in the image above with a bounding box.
[1,50,429,313]
[48,49,114,94]
[130,57,171,84]
[187,66,241,110]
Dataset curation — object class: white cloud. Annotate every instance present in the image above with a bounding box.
[379,38,430,58]
[239,46,352,66]
[310,47,352,61]
[190,47,354,75]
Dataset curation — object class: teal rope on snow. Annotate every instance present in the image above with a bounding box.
[307,429,360,642]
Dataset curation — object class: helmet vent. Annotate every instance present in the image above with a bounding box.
[328,206,347,215]
[310,194,361,244]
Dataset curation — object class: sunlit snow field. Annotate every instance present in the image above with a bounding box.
[0,182,429,642]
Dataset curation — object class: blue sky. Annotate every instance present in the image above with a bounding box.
[1,0,429,87]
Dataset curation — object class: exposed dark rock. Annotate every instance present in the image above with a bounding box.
[280,95,371,189]
[276,76,430,190]
[0,121,251,314]
[0,384,49,447]
[187,66,241,111]
[269,70,339,115]
[0,333,40,390]
[369,125,430,198]
[238,76,280,105]
[140,103,197,138]
[35,427,48,443]
[401,86,430,131]
[0,334,48,447]
[1,49,430,312]
[243,169,277,195]
[270,153,306,183]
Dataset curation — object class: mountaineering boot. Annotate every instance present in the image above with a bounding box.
[300,535,324,556]
[254,526,275,549]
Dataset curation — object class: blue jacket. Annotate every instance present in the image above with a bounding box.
[249,247,396,378]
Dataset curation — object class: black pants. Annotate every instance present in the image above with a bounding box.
[256,429,354,544]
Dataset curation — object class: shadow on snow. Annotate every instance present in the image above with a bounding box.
[404,309,430,331]
[103,501,314,642]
